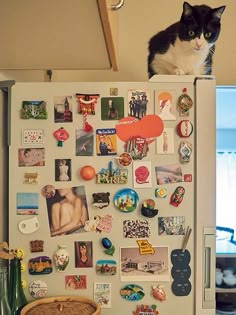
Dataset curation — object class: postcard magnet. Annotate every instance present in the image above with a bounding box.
[21,101,47,119]
[96,260,117,275]
[114,188,139,212]
[29,280,48,298]
[120,284,144,301]
[65,275,87,289]
[94,283,112,308]
[28,256,53,275]
[22,129,45,145]
[18,216,39,234]
[24,172,39,184]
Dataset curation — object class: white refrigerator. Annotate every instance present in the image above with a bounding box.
[4,75,216,315]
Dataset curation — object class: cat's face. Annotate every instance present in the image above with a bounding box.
[178,2,225,52]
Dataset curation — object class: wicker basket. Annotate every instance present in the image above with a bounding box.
[20,296,101,315]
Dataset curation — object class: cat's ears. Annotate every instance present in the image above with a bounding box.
[212,6,226,20]
[183,2,226,20]
[183,2,193,16]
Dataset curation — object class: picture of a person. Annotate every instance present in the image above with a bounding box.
[140,94,148,118]
[98,134,113,155]
[129,96,135,117]
[158,92,176,120]
[107,99,118,119]
[58,159,69,181]
[48,187,89,237]
[163,131,168,153]
[75,241,93,268]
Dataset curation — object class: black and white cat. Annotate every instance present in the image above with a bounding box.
[148,2,225,78]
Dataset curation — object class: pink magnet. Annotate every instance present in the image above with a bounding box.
[177,120,193,138]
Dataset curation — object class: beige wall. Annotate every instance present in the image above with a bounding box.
[0,0,234,241]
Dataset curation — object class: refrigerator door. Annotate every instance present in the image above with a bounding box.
[6,77,216,315]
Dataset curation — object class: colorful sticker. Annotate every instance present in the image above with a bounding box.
[55,159,71,181]
[120,246,170,282]
[21,101,47,119]
[114,188,139,212]
[96,128,117,156]
[158,216,185,235]
[54,96,73,123]
[101,97,124,120]
[28,256,53,275]
[123,220,150,238]
[16,192,39,215]
[156,128,175,154]
[96,260,117,275]
[76,129,94,156]
[94,283,112,308]
[96,161,128,184]
[22,129,45,146]
[155,91,176,120]
[155,187,167,198]
[155,164,183,185]
[18,148,45,167]
[136,240,155,255]
[120,284,145,301]
[65,275,87,289]
[74,241,93,268]
[133,161,152,188]
[128,89,150,119]
[76,93,99,115]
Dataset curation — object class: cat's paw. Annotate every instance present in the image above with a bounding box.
[174,68,185,75]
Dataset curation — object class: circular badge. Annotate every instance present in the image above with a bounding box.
[177,120,193,138]
[41,185,56,198]
[29,280,48,299]
[114,188,139,212]
[178,91,193,111]
[117,152,132,167]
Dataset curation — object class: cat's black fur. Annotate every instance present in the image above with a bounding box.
[148,2,225,78]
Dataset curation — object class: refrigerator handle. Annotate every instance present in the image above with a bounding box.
[203,227,216,309]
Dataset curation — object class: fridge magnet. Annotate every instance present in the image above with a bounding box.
[53,127,69,147]
[155,187,167,198]
[184,174,192,182]
[120,246,170,282]
[28,280,48,299]
[18,148,45,167]
[156,128,175,154]
[75,241,93,268]
[22,129,45,146]
[21,100,47,119]
[110,87,118,96]
[96,161,128,184]
[133,161,152,188]
[178,88,193,116]
[96,128,117,156]
[116,152,132,167]
[136,240,155,255]
[46,186,89,237]
[55,159,71,181]
[80,165,96,181]
[54,96,73,123]
[18,216,39,234]
[116,114,164,145]
[120,284,145,301]
[96,259,117,275]
[152,285,167,302]
[29,240,44,253]
[84,216,101,232]
[125,136,149,160]
[76,93,99,115]
[96,214,113,233]
[128,89,150,119]
[170,186,185,207]
[92,192,110,209]
[65,275,87,289]
[101,237,115,256]
[41,185,56,198]
[75,128,94,156]
[155,164,183,185]
[155,91,176,120]
[101,97,124,120]
[141,199,158,218]
[23,172,39,184]
[171,264,191,281]
[28,256,53,275]
[114,188,139,213]
[177,120,193,138]
[134,305,159,315]
[171,249,191,267]
[94,283,112,308]
[123,219,150,238]
[16,192,39,215]
[158,216,185,236]
[54,245,70,272]
[179,141,192,163]
[172,279,192,296]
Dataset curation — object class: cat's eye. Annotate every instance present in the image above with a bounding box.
[205,32,212,38]
[188,30,195,37]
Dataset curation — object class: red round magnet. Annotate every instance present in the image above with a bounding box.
[177,120,193,138]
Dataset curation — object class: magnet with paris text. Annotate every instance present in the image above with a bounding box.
[177,120,193,138]
[170,186,185,207]
[28,256,53,275]
[53,127,69,147]
[179,141,192,163]
[29,280,48,299]
[96,161,128,184]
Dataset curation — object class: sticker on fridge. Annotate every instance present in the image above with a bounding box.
[94,283,112,308]
[46,186,89,237]
[156,128,175,154]
[155,90,176,120]
[128,89,151,119]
